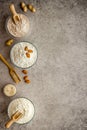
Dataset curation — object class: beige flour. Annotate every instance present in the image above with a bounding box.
[7,14,29,37]
[8,98,35,124]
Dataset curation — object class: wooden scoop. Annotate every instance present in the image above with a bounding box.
[5,111,23,128]
[0,54,21,83]
[9,4,20,24]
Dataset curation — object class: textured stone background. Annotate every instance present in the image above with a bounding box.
[0,0,87,130]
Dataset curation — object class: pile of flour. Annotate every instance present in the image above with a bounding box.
[8,98,35,124]
[10,42,37,68]
[7,14,29,37]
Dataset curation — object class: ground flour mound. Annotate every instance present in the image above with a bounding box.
[10,42,37,68]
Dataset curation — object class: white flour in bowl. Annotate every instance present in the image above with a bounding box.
[8,98,35,124]
[7,14,29,37]
[10,42,37,68]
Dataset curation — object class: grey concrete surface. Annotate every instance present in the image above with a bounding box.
[0,0,87,130]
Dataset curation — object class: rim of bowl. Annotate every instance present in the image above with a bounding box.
[7,97,35,125]
[10,41,38,69]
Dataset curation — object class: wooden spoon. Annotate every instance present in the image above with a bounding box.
[5,111,23,128]
[9,4,20,24]
[0,54,21,83]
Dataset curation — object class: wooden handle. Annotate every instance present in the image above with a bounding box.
[5,119,14,128]
[9,4,20,24]
[10,70,21,83]
[9,4,17,16]
[0,54,12,70]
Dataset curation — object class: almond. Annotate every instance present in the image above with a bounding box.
[25,79,30,84]
[22,70,28,74]
[23,76,28,80]
[28,49,33,53]
[24,46,28,51]
[26,52,30,58]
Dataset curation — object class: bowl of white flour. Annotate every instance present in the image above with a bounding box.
[8,97,35,124]
[6,14,29,38]
[10,41,38,69]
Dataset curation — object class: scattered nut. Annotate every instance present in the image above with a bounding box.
[23,76,28,80]
[25,79,30,84]
[26,52,30,58]
[24,46,28,51]
[28,49,33,53]
[32,7,36,13]
[28,4,36,13]
[21,2,28,12]
[6,39,13,46]
[22,70,28,74]
[23,6,28,12]
[21,2,26,8]
[28,5,32,10]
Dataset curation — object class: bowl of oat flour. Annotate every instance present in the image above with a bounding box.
[6,4,30,38]
[10,41,38,69]
[8,97,35,124]
[6,14,29,38]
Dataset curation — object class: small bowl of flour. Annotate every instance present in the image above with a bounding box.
[8,97,35,124]
[10,41,38,69]
[6,14,29,38]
